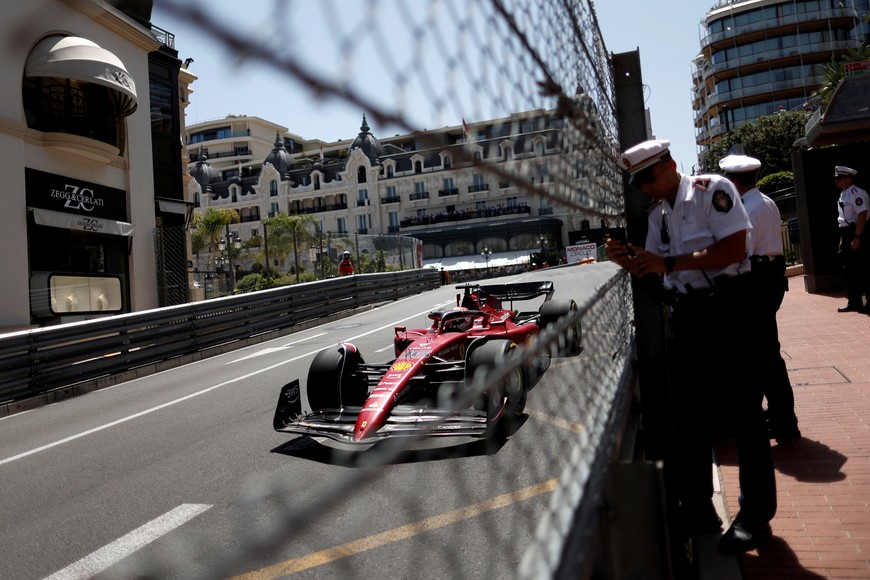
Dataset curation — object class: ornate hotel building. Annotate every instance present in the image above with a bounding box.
[186,107,619,273]
[693,0,870,154]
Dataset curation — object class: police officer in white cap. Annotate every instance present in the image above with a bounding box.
[720,154,800,442]
[834,166,869,312]
[606,139,776,554]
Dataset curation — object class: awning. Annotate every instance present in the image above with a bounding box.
[25,35,138,116]
[32,208,135,237]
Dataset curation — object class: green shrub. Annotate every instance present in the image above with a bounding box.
[757,171,794,196]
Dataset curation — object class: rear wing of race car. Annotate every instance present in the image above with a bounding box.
[476,281,554,302]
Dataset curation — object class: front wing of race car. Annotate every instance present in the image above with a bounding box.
[272,380,491,444]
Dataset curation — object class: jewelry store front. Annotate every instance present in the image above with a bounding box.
[26,168,133,325]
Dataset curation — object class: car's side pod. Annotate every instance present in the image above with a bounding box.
[273,379,303,430]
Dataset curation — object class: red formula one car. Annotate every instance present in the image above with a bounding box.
[273,282,581,444]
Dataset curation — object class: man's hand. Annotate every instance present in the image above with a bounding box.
[604,238,667,277]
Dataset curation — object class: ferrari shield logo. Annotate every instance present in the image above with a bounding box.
[712,189,733,213]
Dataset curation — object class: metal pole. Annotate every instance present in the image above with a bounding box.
[263,222,271,288]
[226,223,234,294]
[318,228,324,280]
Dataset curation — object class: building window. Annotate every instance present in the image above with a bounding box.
[387,165,394,178]
[270,180,278,196]
[314,175,320,190]
[443,155,452,168]
[23,77,122,149]
[389,211,399,229]
[415,160,422,174]
[503,146,513,160]
[357,166,366,183]
[474,150,483,161]
[337,217,347,234]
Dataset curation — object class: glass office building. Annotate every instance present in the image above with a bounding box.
[693,0,869,154]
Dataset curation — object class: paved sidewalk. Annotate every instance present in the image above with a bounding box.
[700,276,870,579]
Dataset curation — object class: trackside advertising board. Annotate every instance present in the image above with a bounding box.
[566,243,597,263]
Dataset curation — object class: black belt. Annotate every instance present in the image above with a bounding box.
[750,254,785,267]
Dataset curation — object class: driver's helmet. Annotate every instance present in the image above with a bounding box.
[445,316,471,332]
[343,251,350,258]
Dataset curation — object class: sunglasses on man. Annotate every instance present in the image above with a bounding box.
[630,157,668,186]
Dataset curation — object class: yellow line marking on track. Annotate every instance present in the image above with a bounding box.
[231,478,558,579]
[525,408,584,433]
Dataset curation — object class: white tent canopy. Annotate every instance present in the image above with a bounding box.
[424,250,531,272]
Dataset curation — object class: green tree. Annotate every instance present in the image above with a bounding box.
[702,110,809,177]
[263,213,318,284]
[814,46,870,107]
[192,208,240,252]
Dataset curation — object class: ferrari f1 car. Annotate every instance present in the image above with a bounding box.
[273,282,582,444]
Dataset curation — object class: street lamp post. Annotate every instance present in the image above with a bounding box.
[218,230,242,295]
[538,234,547,266]
[480,246,492,272]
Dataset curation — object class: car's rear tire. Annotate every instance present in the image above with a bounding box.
[307,346,366,411]
[466,340,526,435]
[539,299,583,356]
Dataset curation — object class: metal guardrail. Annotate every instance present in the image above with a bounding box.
[0,269,439,413]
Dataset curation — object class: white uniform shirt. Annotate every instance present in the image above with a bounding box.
[742,188,783,257]
[837,184,869,228]
[645,174,751,293]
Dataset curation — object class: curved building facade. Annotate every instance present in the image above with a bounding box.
[693,0,869,154]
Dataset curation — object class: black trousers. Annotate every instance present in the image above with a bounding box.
[669,275,777,526]
[839,224,870,308]
[752,259,797,431]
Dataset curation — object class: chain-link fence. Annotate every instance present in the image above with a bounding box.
[145,1,634,577]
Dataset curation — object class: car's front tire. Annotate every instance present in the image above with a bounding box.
[539,299,583,356]
[307,345,366,411]
[466,340,526,436]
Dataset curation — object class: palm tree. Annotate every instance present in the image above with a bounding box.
[813,46,870,107]
[263,213,318,284]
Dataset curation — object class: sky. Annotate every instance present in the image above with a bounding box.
[152,0,709,173]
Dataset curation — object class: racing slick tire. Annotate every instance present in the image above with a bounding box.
[307,345,367,411]
[539,299,583,356]
[466,340,527,436]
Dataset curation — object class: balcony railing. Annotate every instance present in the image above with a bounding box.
[188,149,252,162]
[701,8,858,49]
[438,188,459,197]
[151,25,175,49]
[381,196,401,204]
[409,191,429,201]
[292,203,348,215]
[468,184,490,193]
[400,203,530,228]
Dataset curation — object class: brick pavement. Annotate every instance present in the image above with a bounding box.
[706,276,870,579]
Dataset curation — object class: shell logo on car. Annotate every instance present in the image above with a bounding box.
[390,361,413,371]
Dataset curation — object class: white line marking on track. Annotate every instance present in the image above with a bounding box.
[43,503,211,580]
[0,302,452,468]
[227,333,328,364]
